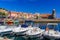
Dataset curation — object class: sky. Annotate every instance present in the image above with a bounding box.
[0,0,60,18]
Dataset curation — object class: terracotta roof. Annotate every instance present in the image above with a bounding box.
[40,14,51,18]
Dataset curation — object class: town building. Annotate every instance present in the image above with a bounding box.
[0,8,56,20]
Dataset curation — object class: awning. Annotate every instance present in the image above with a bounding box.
[0,22,4,25]
[14,20,19,25]
[6,21,14,25]
[47,23,58,25]
[21,24,28,28]
[25,20,33,22]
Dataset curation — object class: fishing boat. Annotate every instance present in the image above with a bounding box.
[0,25,12,36]
[43,23,60,39]
[25,25,44,38]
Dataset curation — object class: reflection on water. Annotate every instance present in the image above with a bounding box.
[1,36,43,40]
[2,36,60,40]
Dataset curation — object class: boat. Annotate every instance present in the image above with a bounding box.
[25,25,44,38]
[43,23,60,39]
[12,24,28,36]
[0,25,12,36]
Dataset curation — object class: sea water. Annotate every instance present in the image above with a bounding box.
[1,35,42,40]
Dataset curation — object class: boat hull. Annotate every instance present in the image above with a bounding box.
[0,31,12,36]
[43,34,60,39]
[26,33,42,38]
[12,30,28,36]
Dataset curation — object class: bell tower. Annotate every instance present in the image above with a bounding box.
[52,9,56,19]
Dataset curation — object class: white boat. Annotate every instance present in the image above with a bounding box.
[12,25,28,36]
[0,25,12,36]
[25,26,44,38]
[43,23,60,39]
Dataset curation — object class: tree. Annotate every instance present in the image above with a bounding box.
[0,12,8,18]
[0,12,3,15]
[0,12,3,18]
